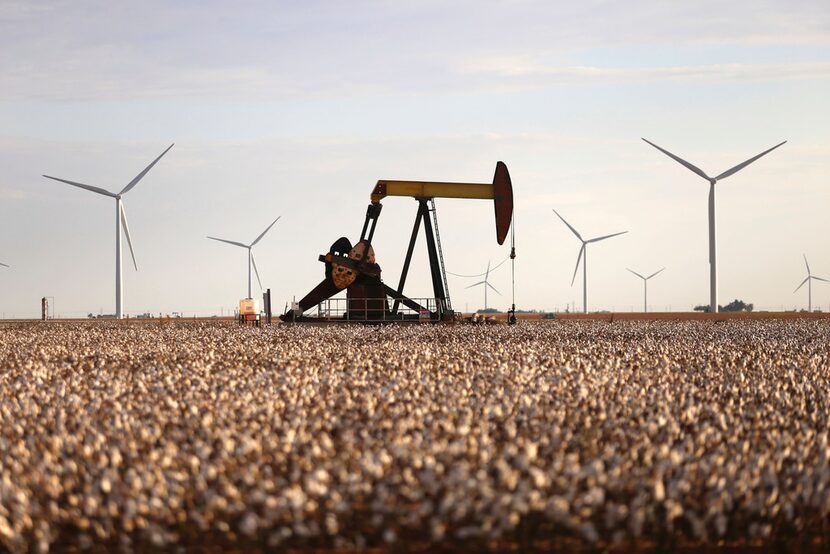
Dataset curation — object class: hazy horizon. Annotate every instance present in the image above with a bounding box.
[1,1,828,317]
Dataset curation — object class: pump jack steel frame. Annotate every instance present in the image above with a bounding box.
[281,162,513,323]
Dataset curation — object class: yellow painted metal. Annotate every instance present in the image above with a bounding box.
[372,180,494,203]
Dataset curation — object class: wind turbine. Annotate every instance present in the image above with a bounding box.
[449,258,507,311]
[43,144,174,319]
[207,216,281,299]
[626,267,665,313]
[794,254,828,312]
[642,138,786,313]
[552,209,627,314]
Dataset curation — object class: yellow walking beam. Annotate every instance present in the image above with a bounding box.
[371,180,494,204]
[370,162,513,245]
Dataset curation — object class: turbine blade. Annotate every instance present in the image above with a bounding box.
[793,277,809,293]
[448,256,509,279]
[466,281,486,289]
[251,215,281,246]
[803,254,811,276]
[646,267,666,280]
[571,244,585,286]
[812,276,830,283]
[43,175,116,198]
[714,141,786,181]
[0,262,9,268]
[207,236,249,249]
[552,209,583,241]
[119,143,175,195]
[120,203,138,271]
[490,257,509,273]
[487,282,502,295]
[626,268,645,280]
[251,252,263,290]
[641,138,710,181]
[587,230,628,243]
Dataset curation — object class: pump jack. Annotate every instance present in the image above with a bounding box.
[281,162,514,322]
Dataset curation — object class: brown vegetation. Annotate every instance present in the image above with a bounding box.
[0,320,828,552]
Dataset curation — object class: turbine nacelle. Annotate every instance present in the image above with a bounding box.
[627,267,665,282]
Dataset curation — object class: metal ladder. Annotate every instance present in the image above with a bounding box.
[429,199,452,311]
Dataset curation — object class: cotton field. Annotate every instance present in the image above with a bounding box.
[0,320,828,552]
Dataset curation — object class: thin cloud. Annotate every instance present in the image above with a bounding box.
[460,60,830,87]
[5,60,827,102]
[2,2,828,102]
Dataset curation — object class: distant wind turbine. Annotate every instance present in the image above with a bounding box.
[552,209,627,314]
[43,144,174,319]
[626,267,665,313]
[208,216,281,299]
[642,138,785,313]
[794,255,828,312]
[449,259,507,311]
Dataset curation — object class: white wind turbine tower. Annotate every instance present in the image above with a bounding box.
[207,216,281,299]
[794,255,828,312]
[553,209,627,314]
[43,144,174,319]
[626,267,665,313]
[642,138,785,313]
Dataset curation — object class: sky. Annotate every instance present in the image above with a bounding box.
[0,0,828,317]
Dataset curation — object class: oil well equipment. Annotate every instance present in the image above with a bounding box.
[281,162,514,323]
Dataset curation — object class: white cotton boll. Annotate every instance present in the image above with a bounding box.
[0,320,826,549]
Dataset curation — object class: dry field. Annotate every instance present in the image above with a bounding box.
[1,320,829,552]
